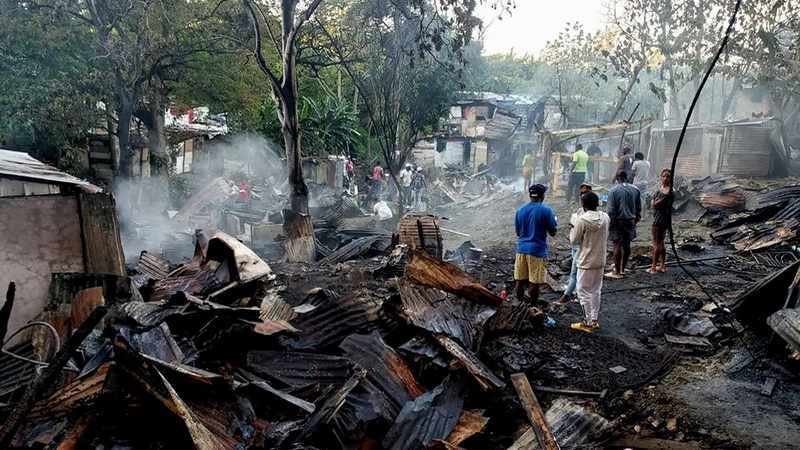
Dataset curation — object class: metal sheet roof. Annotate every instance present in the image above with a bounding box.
[0,148,99,191]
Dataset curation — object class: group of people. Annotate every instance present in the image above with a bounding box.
[514,162,674,334]
[367,163,428,210]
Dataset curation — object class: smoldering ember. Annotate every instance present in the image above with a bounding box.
[2,2,800,450]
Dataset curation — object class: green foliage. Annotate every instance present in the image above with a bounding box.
[301,96,362,156]
[0,3,104,168]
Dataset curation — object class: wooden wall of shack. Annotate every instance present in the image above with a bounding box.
[0,193,124,339]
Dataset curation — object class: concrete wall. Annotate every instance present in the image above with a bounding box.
[0,195,84,335]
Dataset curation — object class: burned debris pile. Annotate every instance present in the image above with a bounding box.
[0,227,616,449]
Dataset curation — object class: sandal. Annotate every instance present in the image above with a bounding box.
[646,268,658,274]
[604,271,624,279]
[658,267,667,273]
[571,322,595,333]
[591,321,600,330]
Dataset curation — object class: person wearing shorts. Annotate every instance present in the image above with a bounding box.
[649,169,674,274]
[606,170,641,279]
[514,184,558,303]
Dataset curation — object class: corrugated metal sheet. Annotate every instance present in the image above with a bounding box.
[246,350,355,389]
[485,110,521,140]
[382,377,465,450]
[658,128,707,178]
[719,124,772,177]
[0,148,99,191]
[339,331,425,425]
[0,342,36,400]
[278,289,392,350]
[399,214,443,259]
[509,398,610,449]
[138,251,170,280]
[398,282,495,350]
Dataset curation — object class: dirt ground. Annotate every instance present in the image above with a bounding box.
[433,187,800,449]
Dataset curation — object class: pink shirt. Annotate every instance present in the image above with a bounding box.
[372,166,384,181]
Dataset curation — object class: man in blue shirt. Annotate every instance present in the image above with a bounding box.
[515,184,558,303]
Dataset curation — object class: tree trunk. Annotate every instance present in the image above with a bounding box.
[148,95,168,178]
[665,64,681,127]
[117,95,134,178]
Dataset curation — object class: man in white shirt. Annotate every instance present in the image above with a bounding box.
[399,163,413,205]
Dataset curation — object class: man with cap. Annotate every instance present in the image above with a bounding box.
[514,183,558,303]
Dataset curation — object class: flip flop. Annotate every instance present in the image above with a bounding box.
[658,267,667,273]
[646,268,658,274]
[571,322,594,333]
[604,271,624,279]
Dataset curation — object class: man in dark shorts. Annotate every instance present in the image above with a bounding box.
[606,170,641,279]
[649,168,674,273]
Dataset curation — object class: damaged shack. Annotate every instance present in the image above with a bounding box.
[0,149,124,336]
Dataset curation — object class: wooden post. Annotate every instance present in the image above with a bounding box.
[0,282,15,343]
[510,373,560,450]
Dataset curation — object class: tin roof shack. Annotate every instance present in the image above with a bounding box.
[649,118,789,178]
[412,99,522,175]
[0,149,124,338]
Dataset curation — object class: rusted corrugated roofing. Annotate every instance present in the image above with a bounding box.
[0,148,99,191]
[398,282,495,350]
[339,332,425,424]
[382,377,465,450]
[279,290,392,350]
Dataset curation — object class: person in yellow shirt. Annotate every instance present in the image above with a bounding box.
[567,144,589,203]
[521,150,534,190]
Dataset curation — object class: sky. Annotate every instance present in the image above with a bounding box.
[478,0,607,56]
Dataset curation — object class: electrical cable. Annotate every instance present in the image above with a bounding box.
[667,0,743,304]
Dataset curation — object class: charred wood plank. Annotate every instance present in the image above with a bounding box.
[296,367,367,441]
[433,334,505,390]
[0,306,107,449]
[510,372,560,450]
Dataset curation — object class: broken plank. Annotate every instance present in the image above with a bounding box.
[297,367,367,441]
[446,409,490,446]
[433,334,505,390]
[761,377,777,397]
[532,386,607,399]
[237,369,315,413]
[510,372,560,450]
[664,334,713,348]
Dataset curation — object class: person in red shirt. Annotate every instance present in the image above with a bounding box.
[238,180,252,204]
[372,164,384,199]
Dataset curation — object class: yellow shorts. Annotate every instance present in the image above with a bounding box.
[514,254,547,284]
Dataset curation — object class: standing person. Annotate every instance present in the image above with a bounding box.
[411,167,427,210]
[345,157,355,180]
[567,144,589,203]
[632,152,651,191]
[606,170,641,279]
[371,164,384,199]
[559,183,593,304]
[522,150,534,190]
[514,184,558,304]
[618,146,635,183]
[586,142,603,183]
[649,169,674,274]
[399,163,413,206]
[570,191,610,333]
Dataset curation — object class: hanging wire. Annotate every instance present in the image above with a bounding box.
[667,0,744,304]
[1,321,61,368]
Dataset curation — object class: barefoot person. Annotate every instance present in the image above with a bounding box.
[649,169,674,274]
[559,183,593,304]
[606,170,641,279]
[514,184,558,304]
[570,191,610,333]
